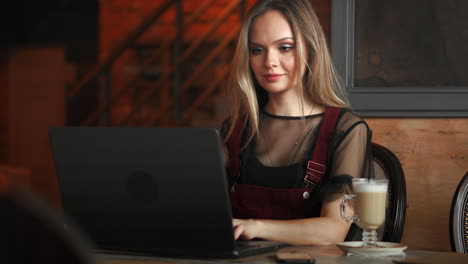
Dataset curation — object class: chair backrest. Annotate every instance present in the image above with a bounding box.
[372,143,407,243]
[0,178,96,264]
[450,171,468,253]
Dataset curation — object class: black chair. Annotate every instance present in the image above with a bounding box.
[0,187,96,264]
[372,143,407,243]
[450,171,468,253]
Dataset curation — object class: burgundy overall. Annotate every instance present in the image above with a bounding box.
[227,107,342,220]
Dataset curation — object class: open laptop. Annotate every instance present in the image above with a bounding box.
[49,127,287,258]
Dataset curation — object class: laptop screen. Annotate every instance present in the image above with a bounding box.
[49,127,238,257]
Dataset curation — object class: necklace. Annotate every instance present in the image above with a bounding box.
[262,128,274,166]
[261,105,316,166]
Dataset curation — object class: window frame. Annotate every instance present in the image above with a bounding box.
[331,0,468,117]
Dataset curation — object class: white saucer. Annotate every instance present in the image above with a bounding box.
[336,241,407,256]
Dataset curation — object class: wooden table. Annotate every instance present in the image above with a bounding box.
[95,245,468,264]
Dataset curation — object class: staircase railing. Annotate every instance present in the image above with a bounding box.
[68,0,245,126]
[146,25,240,126]
[119,0,243,126]
[67,0,174,99]
[81,0,219,126]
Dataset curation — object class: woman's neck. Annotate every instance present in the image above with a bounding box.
[264,96,321,117]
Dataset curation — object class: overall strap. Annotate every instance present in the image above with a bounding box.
[303,107,342,197]
[227,117,245,190]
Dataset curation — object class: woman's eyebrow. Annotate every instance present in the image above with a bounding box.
[249,37,295,46]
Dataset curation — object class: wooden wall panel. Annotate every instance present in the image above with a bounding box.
[366,118,468,251]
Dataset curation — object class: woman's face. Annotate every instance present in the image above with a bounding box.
[249,10,304,96]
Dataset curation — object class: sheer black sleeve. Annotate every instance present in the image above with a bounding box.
[317,110,372,202]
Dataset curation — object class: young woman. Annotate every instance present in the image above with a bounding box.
[221,0,372,245]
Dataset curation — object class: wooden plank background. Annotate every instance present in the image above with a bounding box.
[366,118,468,251]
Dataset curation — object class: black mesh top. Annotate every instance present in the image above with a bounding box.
[222,108,373,203]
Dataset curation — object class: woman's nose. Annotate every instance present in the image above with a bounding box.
[265,50,278,68]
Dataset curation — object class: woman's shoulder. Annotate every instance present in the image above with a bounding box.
[336,108,369,131]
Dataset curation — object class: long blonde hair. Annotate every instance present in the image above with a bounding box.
[225,0,349,146]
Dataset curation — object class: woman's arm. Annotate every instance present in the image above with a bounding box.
[233,197,353,245]
[233,117,370,245]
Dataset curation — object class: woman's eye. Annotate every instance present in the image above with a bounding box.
[279,45,294,52]
[249,47,263,55]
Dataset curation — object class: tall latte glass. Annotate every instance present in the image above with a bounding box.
[340,178,388,247]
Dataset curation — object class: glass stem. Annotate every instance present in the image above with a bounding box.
[362,229,378,247]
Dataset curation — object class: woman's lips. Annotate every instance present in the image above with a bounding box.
[264,74,284,82]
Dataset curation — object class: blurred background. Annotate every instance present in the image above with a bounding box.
[0,0,466,252]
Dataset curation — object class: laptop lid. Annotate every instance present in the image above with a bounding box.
[49,126,253,258]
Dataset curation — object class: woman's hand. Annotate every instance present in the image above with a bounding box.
[232,218,263,240]
[231,197,351,245]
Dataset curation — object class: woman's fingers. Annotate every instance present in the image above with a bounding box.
[232,219,259,240]
[233,219,251,240]
[233,223,245,240]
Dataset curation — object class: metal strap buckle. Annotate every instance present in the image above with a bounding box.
[303,173,318,188]
[303,161,326,199]
[307,160,326,175]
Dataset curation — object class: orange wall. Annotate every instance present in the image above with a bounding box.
[5,47,74,206]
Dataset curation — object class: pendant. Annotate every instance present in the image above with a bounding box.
[303,191,310,200]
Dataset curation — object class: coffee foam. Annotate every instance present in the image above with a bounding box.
[354,182,387,193]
